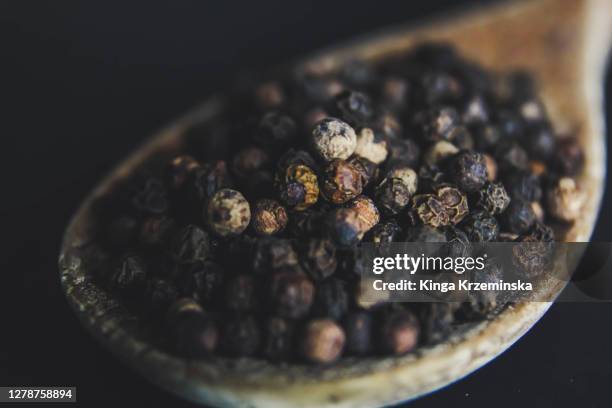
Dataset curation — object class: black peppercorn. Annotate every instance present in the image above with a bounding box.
[139,215,177,248]
[263,317,295,362]
[183,160,233,204]
[232,146,269,179]
[476,182,510,215]
[132,177,169,215]
[413,106,460,143]
[144,278,179,313]
[459,258,503,319]
[167,155,200,190]
[554,137,584,176]
[110,255,147,295]
[251,238,299,274]
[321,159,364,204]
[421,71,463,105]
[301,319,346,364]
[347,155,379,187]
[299,238,337,281]
[503,171,542,202]
[171,225,210,265]
[174,261,224,306]
[386,137,421,169]
[524,125,555,160]
[502,199,536,234]
[312,278,349,320]
[270,268,315,319]
[225,274,257,312]
[222,315,261,357]
[449,151,488,192]
[495,142,528,172]
[379,309,420,355]
[328,207,365,247]
[255,112,297,151]
[331,90,374,127]
[461,211,499,241]
[342,311,372,355]
[364,220,402,243]
[251,199,288,236]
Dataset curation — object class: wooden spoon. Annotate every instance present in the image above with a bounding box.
[59,0,611,406]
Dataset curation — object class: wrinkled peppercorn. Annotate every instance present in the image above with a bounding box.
[263,317,294,362]
[132,177,169,215]
[413,106,460,143]
[546,177,586,222]
[424,140,459,165]
[449,151,488,192]
[299,238,337,281]
[110,255,147,295]
[364,220,402,243]
[207,189,251,236]
[270,268,315,318]
[354,127,388,164]
[144,278,178,313]
[301,319,346,364]
[461,211,499,241]
[312,278,349,320]
[503,199,536,234]
[251,199,288,236]
[347,155,379,187]
[251,238,298,274]
[503,171,542,202]
[174,261,224,306]
[276,164,319,211]
[321,159,364,204]
[171,224,210,264]
[386,137,421,168]
[312,117,357,162]
[328,207,366,247]
[347,195,380,232]
[222,315,261,357]
[255,112,297,151]
[379,309,420,355]
[331,90,374,127]
[476,182,510,215]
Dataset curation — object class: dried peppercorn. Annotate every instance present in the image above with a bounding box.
[143,278,179,313]
[379,309,420,355]
[342,311,372,355]
[437,185,469,224]
[405,225,447,244]
[444,226,471,258]
[476,182,510,215]
[418,164,446,193]
[495,109,525,139]
[463,95,489,125]
[132,177,169,215]
[483,153,498,181]
[167,155,200,190]
[331,90,374,127]
[415,302,456,344]
[354,127,388,164]
[301,319,346,364]
[450,126,474,150]
[380,77,410,110]
[554,138,584,176]
[184,160,233,203]
[172,312,219,358]
[347,195,380,232]
[546,177,586,222]
[299,238,337,281]
[328,207,366,247]
[276,164,320,211]
[414,194,449,228]
[311,117,357,162]
[424,140,459,165]
[110,255,147,295]
[255,112,297,151]
[503,171,542,202]
[375,172,416,216]
[512,236,552,278]
[461,211,499,241]
[222,315,261,357]
[225,274,257,312]
[347,155,379,187]
[312,278,349,320]
[206,189,251,236]
[341,60,375,89]
[139,215,177,248]
[525,125,555,160]
[421,71,463,104]
[502,199,536,234]
[251,238,298,274]
[386,137,421,169]
[263,317,294,362]
[174,261,224,306]
[449,151,488,192]
[364,220,402,243]
[472,123,502,152]
[459,259,503,319]
[321,159,364,204]
[495,142,528,172]
[287,209,326,238]
[278,148,317,170]
[270,268,315,318]
[171,224,210,264]
[374,110,403,139]
[232,146,269,179]
[412,106,460,143]
[251,199,288,236]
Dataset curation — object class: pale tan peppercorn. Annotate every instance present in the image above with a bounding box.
[388,166,418,196]
[301,319,346,363]
[354,127,388,164]
[251,199,288,235]
[206,189,251,236]
[312,117,357,162]
[424,140,459,165]
[483,153,498,181]
[547,177,586,222]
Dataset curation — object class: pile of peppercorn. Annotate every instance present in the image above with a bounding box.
[98,43,585,364]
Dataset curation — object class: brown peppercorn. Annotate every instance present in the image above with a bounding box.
[312,117,357,162]
[379,310,420,355]
[251,199,288,236]
[301,319,346,364]
[436,185,469,224]
[206,189,251,236]
[476,182,510,215]
[347,195,380,232]
[414,194,449,227]
[167,155,200,190]
[546,177,586,222]
[347,156,379,187]
[232,146,269,179]
[321,159,364,204]
[276,164,319,211]
[354,127,388,164]
[270,268,315,319]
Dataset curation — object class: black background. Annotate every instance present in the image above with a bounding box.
[1,1,611,407]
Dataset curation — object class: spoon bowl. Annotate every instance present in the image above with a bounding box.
[59,0,611,406]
